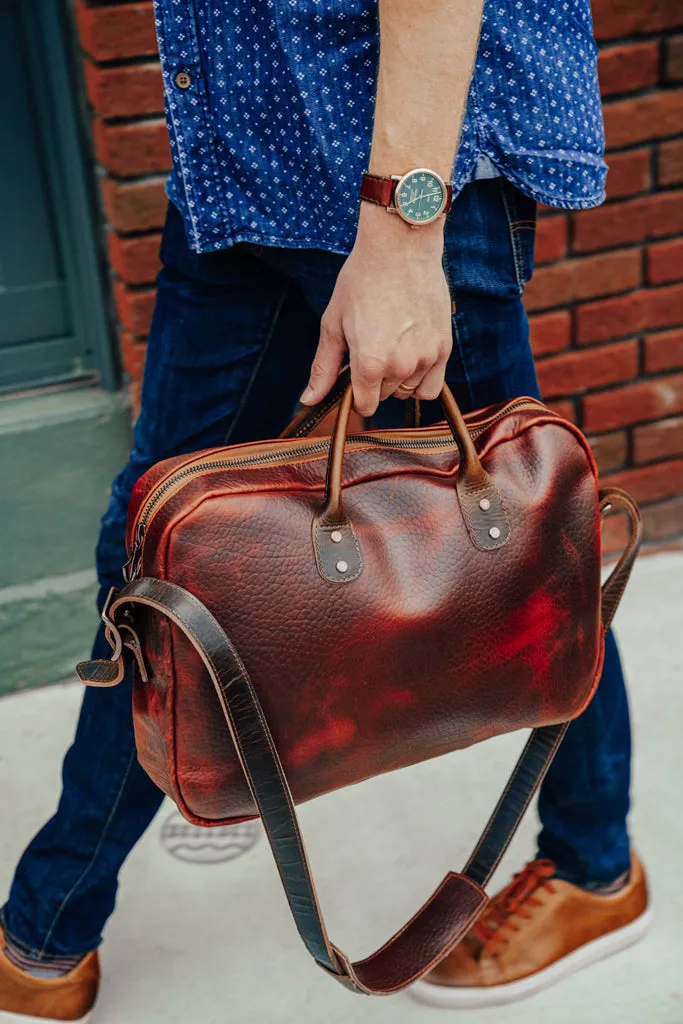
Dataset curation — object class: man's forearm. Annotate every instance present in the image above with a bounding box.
[302,0,484,414]
[369,0,485,181]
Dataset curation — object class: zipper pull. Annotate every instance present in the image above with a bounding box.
[123,523,144,583]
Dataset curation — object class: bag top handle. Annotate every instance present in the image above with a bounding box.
[314,382,511,574]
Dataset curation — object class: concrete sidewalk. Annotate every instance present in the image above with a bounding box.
[1,553,681,1024]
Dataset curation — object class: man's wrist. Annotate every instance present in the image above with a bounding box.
[368,152,453,184]
[355,200,445,255]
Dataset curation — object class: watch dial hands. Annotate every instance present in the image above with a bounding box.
[403,189,425,208]
[394,173,445,222]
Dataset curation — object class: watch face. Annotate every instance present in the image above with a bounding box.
[394,169,447,225]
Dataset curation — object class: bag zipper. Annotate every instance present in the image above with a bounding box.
[124,397,548,581]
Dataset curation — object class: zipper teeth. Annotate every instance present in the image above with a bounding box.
[130,397,544,553]
[136,440,330,530]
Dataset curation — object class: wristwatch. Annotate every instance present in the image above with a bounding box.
[360,169,453,226]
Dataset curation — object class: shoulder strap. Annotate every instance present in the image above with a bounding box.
[78,487,641,994]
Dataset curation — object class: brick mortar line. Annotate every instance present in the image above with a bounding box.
[108,228,163,240]
[527,278,683,316]
[569,235,683,260]
[595,28,683,48]
[535,368,682,401]
[97,170,170,184]
[570,386,682,412]
[82,53,161,71]
[536,334,682,367]
[601,83,677,104]
[607,131,683,154]
[93,112,167,128]
[100,171,168,184]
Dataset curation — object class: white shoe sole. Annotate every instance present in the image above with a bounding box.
[0,1012,91,1023]
[408,904,653,1010]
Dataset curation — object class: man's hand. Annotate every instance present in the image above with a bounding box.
[301,204,452,417]
[299,0,483,417]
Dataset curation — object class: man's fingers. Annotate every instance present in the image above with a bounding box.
[389,343,448,401]
[353,381,383,417]
[300,316,346,405]
[379,377,406,402]
[391,366,425,400]
[351,353,384,417]
[414,357,448,401]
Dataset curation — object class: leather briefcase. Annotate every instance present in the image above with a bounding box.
[78,371,642,995]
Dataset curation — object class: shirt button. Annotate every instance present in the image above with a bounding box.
[174,71,192,90]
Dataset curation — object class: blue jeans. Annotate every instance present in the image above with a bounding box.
[2,181,631,958]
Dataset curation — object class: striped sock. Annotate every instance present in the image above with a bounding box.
[3,936,85,979]
[584,869,631,895]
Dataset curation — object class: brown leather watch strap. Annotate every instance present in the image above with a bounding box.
[360,172,453,214]
[78,489,642,994]
[359,172,397,208]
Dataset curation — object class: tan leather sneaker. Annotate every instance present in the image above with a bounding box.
[410,852,651,1010]
[0,927,99,1023]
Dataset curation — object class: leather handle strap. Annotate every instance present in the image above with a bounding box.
[280,367,355,440]
[318,382,511,552]
[320,382,485,522]
[77,487,642,994]
[318,384,354,524]
[598,487,643,631]
[279,367,420,439]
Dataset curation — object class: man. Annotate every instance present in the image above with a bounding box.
[0,0,650,1019]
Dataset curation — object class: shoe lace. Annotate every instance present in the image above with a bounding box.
[472,859,558,955]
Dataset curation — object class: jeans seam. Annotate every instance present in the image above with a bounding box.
[38,747,138,957]
[222,280,292,445]
[498,180,527,294]
[441,248,476,407]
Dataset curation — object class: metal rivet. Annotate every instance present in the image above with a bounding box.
[330,530,343,543]
[489,526,501,540]
[336,560,349,573]
[174,71,192,90]
[479,498,491,511]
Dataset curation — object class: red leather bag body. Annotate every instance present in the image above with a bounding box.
[79,378,641,995]
[132,395,602,822]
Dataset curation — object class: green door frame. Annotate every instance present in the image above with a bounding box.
[3,0,117,392]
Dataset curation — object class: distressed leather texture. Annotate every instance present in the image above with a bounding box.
[77,384,643,994]
[83,576,491,993]
[124,391,610,824]
[78,496,639,997]
[77,489,640,996]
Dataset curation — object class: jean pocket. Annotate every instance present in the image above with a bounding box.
[499,179,537,291]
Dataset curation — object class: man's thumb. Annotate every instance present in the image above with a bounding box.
[300,320,346,405]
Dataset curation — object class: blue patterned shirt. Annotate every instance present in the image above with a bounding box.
[154,0,607,255]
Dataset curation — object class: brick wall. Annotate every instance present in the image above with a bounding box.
[76,0,167,410]
[528,0,683,549]
[75,0,683,548]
